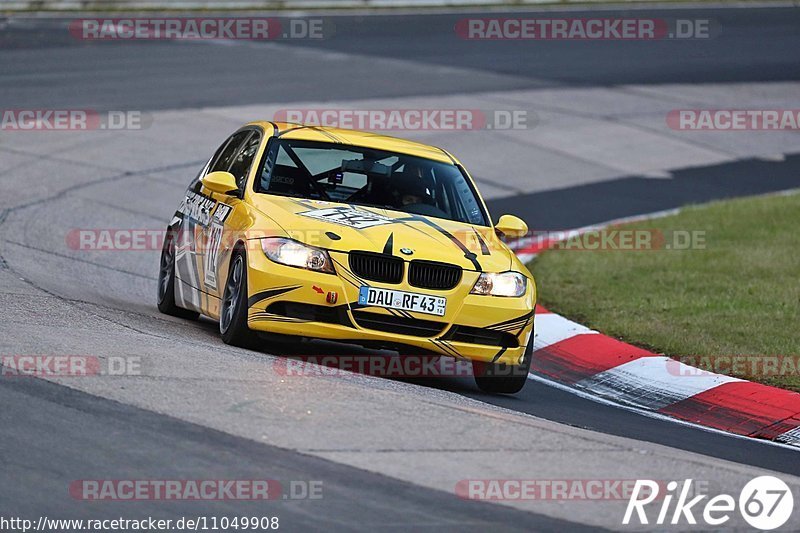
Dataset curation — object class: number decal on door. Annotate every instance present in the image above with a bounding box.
[203,204,232,291]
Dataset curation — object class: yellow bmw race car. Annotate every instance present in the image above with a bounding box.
[157,122,536,393]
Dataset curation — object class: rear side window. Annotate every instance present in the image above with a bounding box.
[210,131,251,174]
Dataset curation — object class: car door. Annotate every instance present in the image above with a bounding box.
[173,130,251,315]
[199,128,264,318]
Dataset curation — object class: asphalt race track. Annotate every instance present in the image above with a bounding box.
[1,5,800,530]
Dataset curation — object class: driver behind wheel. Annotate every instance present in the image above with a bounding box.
[392,162,435,208]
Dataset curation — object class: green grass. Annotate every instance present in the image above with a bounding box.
[530,192,800,392]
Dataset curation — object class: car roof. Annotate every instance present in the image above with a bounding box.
[246,121,459,165]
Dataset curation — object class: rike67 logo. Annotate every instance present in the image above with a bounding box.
[624,476,794,530]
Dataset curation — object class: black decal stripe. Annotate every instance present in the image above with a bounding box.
[516,316,533,336]
[416,217,481,271]
[250,317,310,324]
[486,311,535,331]
[248,312,308,323]
[383,233,394,255]
[429,339,456,358]
[331,258,367,289]
[432,339,465,359]
[494,319,531,332]
[491,346,508,363]
[440,340,465,359]
[247,285,301,308]
[394,216,446,243]
[487,318,531,331]
[473,228,491,256]
[287,198,317,210]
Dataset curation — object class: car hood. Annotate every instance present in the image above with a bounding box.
[249,195,515,273]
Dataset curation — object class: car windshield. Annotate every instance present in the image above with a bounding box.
[255,138,489,226]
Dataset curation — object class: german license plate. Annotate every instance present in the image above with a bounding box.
[358,286,446,317]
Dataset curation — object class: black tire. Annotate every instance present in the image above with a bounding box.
[474,334,533,394]
[157,229,199,320]
[220,249,256,347]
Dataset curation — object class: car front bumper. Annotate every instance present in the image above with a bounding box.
[244,248,535,366]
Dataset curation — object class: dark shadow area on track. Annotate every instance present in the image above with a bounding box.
[485,153,800,230]
[2,7,799,111]
[281,7,800,86]
[0,365,598,532]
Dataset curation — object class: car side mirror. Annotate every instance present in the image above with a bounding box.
[495,214,528,239]
[202,171,239,196]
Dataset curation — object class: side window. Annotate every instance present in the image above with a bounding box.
[209,131,251,174]
[228,132,261,190]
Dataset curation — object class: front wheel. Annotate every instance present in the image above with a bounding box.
[220,250,256,348]
[474,335,533,394]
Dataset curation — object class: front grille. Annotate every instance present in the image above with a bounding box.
[445,325,519,348]
[408,260,462,290]
[349,252,404,284]
[352,311,446,337]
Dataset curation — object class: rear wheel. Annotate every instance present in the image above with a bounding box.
[474,336,533,394]
[157,229,199,320]
[220,250,256,347]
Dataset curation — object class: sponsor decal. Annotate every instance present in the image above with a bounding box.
[178,191,215,226]
[298,207,395,229]
[203,203,233,290]
[212,203,233,223]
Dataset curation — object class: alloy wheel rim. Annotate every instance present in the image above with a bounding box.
[221,256,243,332]
[158,237,174,302]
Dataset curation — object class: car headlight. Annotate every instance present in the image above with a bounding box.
[470,271,527,297]
[260,238,335,274]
